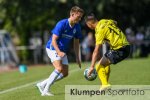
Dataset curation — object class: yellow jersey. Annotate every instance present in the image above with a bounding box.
[95,19,129,50]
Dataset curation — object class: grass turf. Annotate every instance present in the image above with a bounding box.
[0,58,150,100]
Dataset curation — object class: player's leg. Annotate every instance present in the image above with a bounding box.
[42,52,69,96]
[42,60,63,96]
[55,55,69,81]
[37,64,68,96]
[37,54,68,94]
[36,49,62,96]
[36,79,48,94]
[42,64,68,85]
[55,64,68,81]
[96,56,110,86]
[41,56,69,86]
[104,46,130,81]
[98,45,130,90]
[104,65,110,81]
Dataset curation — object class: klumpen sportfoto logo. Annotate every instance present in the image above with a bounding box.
[69,88,145,97]
[65,85,150,100]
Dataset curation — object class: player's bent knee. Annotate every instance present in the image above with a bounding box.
[56,66,63,72]
[100,56,110,67]
[62,65,68,77]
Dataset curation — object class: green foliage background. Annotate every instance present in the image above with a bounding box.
[0,0,150,62]
[1,0,150,42]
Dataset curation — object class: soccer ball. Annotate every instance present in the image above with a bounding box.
[84,68,97,81]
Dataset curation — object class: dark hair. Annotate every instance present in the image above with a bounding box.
[84,12,97,22]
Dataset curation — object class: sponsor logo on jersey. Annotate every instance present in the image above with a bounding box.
[73,29,76,34]
[62,34,73,39]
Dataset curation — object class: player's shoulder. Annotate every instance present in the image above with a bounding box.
[97,19,115,29]
[96,19,108,29]
[57,19,68,25]
[99,19,111,24]
[99,19,117,25]
[52,19,68,32]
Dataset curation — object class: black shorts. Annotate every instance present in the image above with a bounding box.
[105,45,131,64]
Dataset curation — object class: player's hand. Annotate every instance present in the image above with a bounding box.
[58,51,66,57]
[76,58,81,69]
[88,67,94,76]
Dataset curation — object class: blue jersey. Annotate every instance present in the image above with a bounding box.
[46,19,82,53]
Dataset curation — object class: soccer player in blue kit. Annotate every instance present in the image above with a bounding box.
[36,6,84,96]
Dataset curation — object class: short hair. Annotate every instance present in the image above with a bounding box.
[84,13,97,22]
[70,6,84,14]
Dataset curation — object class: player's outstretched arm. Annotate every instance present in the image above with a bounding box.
[88,44,102,76]
[74,38,81,69]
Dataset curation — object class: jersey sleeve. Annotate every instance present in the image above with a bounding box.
[74,24,83,39]
[95,29,105,45]
[51,21,63,37]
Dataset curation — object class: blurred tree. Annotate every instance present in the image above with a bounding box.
[0,0,62,62]
[0,0,149,63]
[1,0,149,43]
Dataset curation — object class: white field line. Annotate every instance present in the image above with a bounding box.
[0,81,38,94]
[0,68,81,95]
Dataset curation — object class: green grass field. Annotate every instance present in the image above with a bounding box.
[0,58,150,100]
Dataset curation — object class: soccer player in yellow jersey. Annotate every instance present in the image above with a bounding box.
[84,13,130,90]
